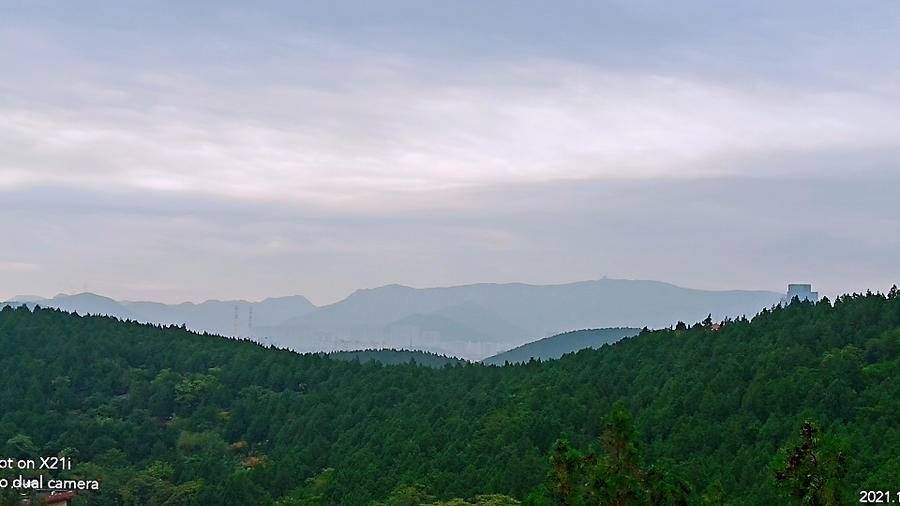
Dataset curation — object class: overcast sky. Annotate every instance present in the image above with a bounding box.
[1,1,899,304]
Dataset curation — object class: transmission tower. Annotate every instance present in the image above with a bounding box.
[247,306,254,341]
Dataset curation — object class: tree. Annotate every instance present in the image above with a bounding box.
[589,402,649,505]
[2,289,899,504]
[5,434,38,457]
[375,484,436,506]
[546,403,689,505]
[547,439,585,505]
[773,421,848,505]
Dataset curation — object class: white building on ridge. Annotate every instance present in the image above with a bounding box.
[781,283,818,305]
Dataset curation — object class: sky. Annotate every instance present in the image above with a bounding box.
[1,1,899,305]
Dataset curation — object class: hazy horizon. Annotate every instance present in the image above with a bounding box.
[2,1,898,305]
[0,275,857,308]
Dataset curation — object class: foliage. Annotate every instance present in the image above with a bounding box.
[0,289,897,504]
[328,349,466,368]
[543,402,689,505]
[773,421,848,505]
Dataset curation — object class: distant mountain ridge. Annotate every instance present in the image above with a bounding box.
[262,279,780,359]
[5,292,140,321]
[482,327,640,365]
[3,278,782,360]
[122,295,316,339]
[1,292,315,340]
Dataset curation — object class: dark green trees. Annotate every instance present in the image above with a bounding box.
[773,421,848,505]
[544,403,689,505]
[0,289,898,504]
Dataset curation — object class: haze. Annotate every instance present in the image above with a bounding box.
[1,1,899,304]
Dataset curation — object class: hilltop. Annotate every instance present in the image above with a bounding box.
[4,279,780,360]
[0,288,897,503]
[481,327,639,365]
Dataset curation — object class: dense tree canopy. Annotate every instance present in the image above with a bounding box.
[0,289,897,504]
[327,349,466,368]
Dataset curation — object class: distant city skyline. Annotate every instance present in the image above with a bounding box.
[2,1,899,304]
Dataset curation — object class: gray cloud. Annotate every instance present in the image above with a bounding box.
[1,1,898,303]
[3,61,898,199]
[2,172,898,304]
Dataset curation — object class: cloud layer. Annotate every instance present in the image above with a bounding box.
[1,1,898,303]
[3,53,899,206]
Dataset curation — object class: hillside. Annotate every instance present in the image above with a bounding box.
[2,293,317,340]
[482,327,640,365]
[0,290,897,504]
[122,295,317,338]
[264,279,781,358]
[3,292,139,321]
[328,349,467,368]
[8,280,782,361]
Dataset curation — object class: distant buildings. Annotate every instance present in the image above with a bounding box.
[781,283,818,306]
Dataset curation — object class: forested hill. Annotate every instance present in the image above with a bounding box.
[482,327,639,365]
[327,349,467,368]
[0,291,898,505]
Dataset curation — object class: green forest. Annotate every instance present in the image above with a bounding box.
[0,289,898,505]
[327,349,466,368]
